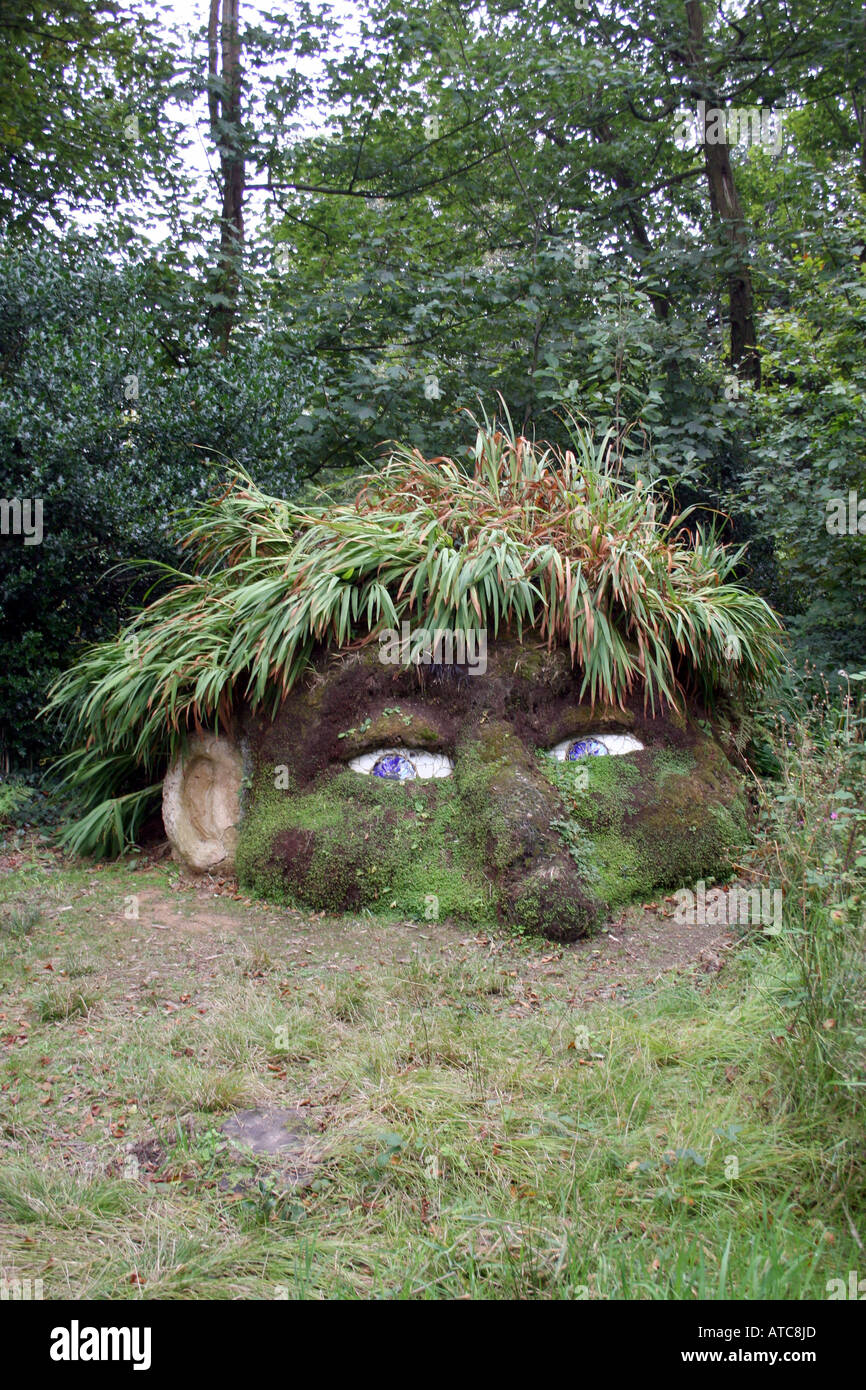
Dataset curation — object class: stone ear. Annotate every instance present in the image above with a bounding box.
[162,733,243,872]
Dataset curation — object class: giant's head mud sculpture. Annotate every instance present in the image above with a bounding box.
[49,419,784,940]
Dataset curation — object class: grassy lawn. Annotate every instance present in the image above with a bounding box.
[0,834,860,1301]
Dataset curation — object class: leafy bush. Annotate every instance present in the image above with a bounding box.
[0,778,27,827]
[0,236,312,768]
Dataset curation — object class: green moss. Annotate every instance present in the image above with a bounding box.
[452,729,515,871]
[651,750,694,784]
[237,765,493,923]
[542,751,640,832]
[508,886,562,937]
[549,817,599,881]
[538,740,748,910]
[589,831,651,905]
[507,865,604,941]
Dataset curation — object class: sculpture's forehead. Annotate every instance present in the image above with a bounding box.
[243,638,691,786]
[300,639,581,716]
[260,641,584,748]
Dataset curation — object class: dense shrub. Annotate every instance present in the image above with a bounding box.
[0,237,312,766]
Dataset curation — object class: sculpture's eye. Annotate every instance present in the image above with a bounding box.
[373,752,416,781]
[565,736,607,759]
[548,733,644,761]
[349,748,454,780]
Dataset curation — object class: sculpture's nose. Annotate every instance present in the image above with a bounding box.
[457,720,601,940]
[505,856,602,940]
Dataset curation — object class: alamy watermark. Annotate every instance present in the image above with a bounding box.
[673,879,783,934]
[378,621,487,675]
[0,497,43,546]
[49,1321,152,1370]
[1,1274,43,1300]
[674,101,785,154]
[826,1270,866,1299]
[825,490,866,536]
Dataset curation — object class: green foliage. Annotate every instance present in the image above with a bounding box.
[0,1,189,234]
[0,237,312,767]
[0,778,28,827]
[739,223,866,669]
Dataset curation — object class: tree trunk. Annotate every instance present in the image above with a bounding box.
[592,121,669,321]
[685,0,760,386]
[208,0,244,351]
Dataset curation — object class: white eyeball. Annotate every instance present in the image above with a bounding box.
[349,748,454,780]
[548,733,644,761]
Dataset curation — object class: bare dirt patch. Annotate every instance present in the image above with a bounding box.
[122,868,744,1012]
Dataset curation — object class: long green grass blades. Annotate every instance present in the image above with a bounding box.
[44,413,785,855]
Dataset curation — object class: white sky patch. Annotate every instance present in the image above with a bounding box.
[86,0,363,246]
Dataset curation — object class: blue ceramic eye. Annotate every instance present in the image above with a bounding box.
[566,737,608,760]
[372,753,417,781]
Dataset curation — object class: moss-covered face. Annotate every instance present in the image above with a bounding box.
[235,639,747,940]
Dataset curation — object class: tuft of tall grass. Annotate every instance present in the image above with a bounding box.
[44,411,783,857]
[744,673,866,1195]
[0,901,42,937]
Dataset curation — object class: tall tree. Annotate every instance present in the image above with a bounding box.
[207,0,245,348]
[683,0,760,385]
